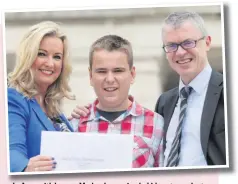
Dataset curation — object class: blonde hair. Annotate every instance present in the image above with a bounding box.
[8,21,75,118]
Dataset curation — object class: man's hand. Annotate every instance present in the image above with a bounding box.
[68,104,90,120]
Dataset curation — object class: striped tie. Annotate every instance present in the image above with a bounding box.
[166,86,192,167]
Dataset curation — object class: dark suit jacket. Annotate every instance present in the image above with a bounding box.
[155,70,226,165]
[8,88,74,172]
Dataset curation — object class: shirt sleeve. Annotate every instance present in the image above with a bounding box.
[8,88,30,172]
[153,113,164,167]
[157,137,164,167]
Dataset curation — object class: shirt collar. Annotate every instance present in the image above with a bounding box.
[80,95,143,123]
[179,64,212,95]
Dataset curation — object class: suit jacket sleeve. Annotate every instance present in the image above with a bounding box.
[8,88,30,172]
[155,94,165,116]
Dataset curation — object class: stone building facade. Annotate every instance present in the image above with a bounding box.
[4,5,224,116]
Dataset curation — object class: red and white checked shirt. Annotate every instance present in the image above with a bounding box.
[71,96,164,168]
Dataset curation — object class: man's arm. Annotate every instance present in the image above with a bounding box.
[153,113,164,167]
[154,94,165,116]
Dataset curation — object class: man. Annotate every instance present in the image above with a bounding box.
[155,11,225,166]
[70,35,164,168]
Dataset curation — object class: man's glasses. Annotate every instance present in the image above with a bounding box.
[162,36,205,53]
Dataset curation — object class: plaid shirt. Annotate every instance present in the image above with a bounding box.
[71,96,164,168]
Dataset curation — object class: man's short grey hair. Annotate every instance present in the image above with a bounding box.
[89,35,133,69]
[162,11,208,37]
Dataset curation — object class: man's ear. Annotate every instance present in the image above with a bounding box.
[130,66,136,84]
[89,67,93,86]
[205,35,212,51]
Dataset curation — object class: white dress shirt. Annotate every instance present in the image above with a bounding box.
[164,64,212,166]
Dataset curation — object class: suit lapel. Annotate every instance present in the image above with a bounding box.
[200,71,223,158]
[163,88,179,150]
[30,99,55,131]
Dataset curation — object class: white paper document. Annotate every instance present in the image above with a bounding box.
[40,131,133,172]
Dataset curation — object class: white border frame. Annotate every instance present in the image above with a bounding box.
[2,1,229,176]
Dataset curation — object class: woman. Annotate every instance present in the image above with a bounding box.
[8,21,75,172]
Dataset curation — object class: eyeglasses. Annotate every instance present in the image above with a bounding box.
[162,37,205,53]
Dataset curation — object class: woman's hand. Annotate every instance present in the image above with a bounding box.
[24,155,56,172]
